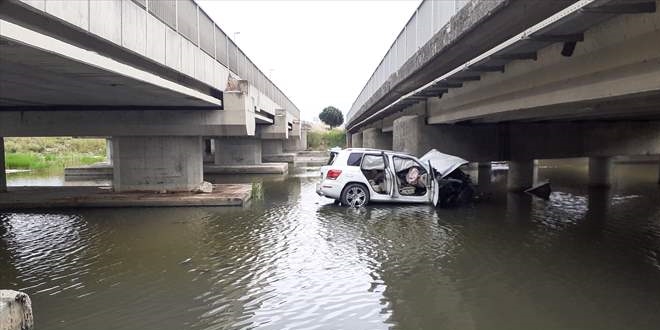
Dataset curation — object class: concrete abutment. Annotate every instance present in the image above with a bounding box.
[112,136,203,192]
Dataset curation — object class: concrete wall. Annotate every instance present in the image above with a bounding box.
[362,127,392,150]
[112,136,203,192]
[214,137,262,165]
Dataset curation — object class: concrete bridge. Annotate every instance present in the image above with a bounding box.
[0,0,308,193]
[346,0,660,190]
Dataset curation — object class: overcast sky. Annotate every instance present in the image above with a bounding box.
[197,0,421,121]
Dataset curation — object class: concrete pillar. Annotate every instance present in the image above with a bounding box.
[214,137,262,165]
[112,136,203,192]
[589,156,612,187]
[262,139,284,155]
[507,159,534,192]
[351,132,363,148]
[0,290,33,330]
[393,115,423,155]
[284,136,304,152]
[478,162,491,186]
[0,137,6,193]
[362,127,393,150]
[105,138,113,165]
[658,159,660,184]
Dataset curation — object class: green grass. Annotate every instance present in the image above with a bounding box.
[4,137,106,170]
[307,129,346,150]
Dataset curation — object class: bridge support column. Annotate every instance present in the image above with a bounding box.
[106,138,113,165]
[362,128,392,150]
[507,159,534,192]
[214,137,262,165]
[589,156,612,187]
[1,137,6,193]
[351,132,363,148]
[263,139,296,163]
[478,162,491,186]
[112,136,203,192]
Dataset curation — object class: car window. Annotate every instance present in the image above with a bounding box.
[393,156,424,173]
[327,152,338,165]
[361,154,385,170]
[347,153,364,166]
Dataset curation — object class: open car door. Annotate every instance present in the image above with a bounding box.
[382,152,396,197]
[428,161,440,207]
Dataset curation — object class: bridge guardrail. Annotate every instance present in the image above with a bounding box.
[347,0,469,124]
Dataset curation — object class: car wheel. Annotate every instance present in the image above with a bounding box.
[341,183,370,207]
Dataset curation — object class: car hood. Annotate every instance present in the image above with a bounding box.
[419,149,469,179]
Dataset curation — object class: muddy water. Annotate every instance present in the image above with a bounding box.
[2,163,660,330]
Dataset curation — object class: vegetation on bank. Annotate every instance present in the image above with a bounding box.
[307,129,346,151]
[4,137,106,170]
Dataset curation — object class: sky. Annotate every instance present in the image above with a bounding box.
[197,0,422,122]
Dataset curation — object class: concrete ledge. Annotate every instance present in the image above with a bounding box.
[0,184,252,209]
[262,153,296,163]
[296,150,328,157]
[294,156,328,167]
[204,163,288,175]
[64,163,112,181]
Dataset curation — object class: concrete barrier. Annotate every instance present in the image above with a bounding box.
[0,290,34,330]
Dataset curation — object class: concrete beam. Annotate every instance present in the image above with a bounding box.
[260,109,289,140]
[1,137,6,192]
[428,8,660,124]
[112,136,203,192]
[348,0,578,127]
[362,127,392,150]
[394,115,660,161]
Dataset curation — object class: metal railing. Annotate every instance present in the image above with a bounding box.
[347,0,469,122]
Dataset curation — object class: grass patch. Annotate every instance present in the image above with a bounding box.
[307,129,346,151]
[4,137,106,170]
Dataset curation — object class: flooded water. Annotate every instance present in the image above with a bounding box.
[2,163,660,329]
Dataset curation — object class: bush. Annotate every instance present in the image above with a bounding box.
[307,129,346,150]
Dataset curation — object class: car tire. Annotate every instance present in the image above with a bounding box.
[341,183,370,207]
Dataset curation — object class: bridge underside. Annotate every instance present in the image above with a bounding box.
[0,20,221,110]
[350,1,660,191]
[0,20,304,193]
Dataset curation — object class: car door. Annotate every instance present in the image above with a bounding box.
[382,153,396,198]
[428,160,439,207]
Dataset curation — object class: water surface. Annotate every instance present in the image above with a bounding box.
[2,163,660,329]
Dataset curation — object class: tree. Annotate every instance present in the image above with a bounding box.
[319,106,344,129]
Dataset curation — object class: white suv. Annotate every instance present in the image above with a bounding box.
[316,148,474,207]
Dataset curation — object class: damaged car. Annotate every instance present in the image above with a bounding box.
[316,148,475,207]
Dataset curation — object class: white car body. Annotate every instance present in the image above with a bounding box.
[316,148,468,207]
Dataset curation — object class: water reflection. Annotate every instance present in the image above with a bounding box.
[1,164,660,329]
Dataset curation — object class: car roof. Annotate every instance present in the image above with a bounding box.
[335,148,415,157]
